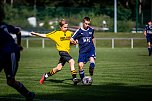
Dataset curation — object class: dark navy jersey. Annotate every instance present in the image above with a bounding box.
[72,27,95,53]
[0,22,20,54]
[144,25,152,36]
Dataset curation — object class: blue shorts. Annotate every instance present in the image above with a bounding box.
[146,35,152,44]
[78,49,96,63]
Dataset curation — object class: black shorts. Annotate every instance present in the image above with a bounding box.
[58,51,72,66]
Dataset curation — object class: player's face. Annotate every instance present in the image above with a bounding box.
[61,24,68,32]
[148,21,152,25]
[83,20,90,30]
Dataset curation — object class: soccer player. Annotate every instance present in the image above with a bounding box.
[31,19,78,85]
[144,20,152,56]
[70,17,96,81]
[0,6,35,100]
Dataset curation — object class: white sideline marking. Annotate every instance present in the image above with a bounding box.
[0,96,62,101]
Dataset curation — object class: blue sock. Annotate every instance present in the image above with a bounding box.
[79,70,85,80]
[90,62,95,69]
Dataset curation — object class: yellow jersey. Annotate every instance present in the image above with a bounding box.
[46,30,72,53]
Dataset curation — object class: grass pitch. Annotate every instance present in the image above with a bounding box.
[0,47,152,101]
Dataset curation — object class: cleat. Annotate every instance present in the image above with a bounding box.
[72,78,78,85]
[40,73,46,84]
[89,67,94,76]
[25,92,35,101]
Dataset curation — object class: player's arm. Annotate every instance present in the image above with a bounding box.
[7,25,23,50]
[13,27,22,46]
[70,29,80,45]
[144,30,147,36]
[31,32,47,38]
[92,29,95,46]
[92,36,96,46]
[16,31,23,50]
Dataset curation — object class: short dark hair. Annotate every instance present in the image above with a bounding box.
[83,17,91,22]
[59,19,68,27]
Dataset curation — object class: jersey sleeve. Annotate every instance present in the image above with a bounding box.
[72,29,80,40]
[144,25,148,31]
[7,25,20,34]
[46,30,56,39]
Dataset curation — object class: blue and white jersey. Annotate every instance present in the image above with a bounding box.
[144,25,152,36]
[72,26,95,53]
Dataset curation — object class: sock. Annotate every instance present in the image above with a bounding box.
[44,73,49,78]
[47,68,59,77]
[71,70,77,79]
[79,69,85,80]
[89,62,95,76]
[13,81,31,98]
[90,62,95,69]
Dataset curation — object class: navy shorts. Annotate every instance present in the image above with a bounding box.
[58,51,73,66]
[146,35,152,44]
[78,49,96,63]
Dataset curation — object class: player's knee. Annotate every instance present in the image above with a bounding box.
[90,62,95,69]
[7,79,16,87]
[56,63,63,71]
[69,59,75,64]
[78,63,84,70]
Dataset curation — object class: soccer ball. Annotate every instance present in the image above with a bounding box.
[82,76,93,85]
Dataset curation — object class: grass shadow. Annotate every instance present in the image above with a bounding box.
[1,83,152,101]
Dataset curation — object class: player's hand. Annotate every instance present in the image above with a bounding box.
[73,40,78,45]
[75,40,78,44]
[31,32,36,35]
[71,40,78,45]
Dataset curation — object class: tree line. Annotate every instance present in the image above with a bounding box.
[0,0,151,32]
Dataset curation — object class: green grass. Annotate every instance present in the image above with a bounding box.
[0,47,152,101]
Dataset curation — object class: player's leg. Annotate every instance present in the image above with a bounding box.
[78,53,86,80]
[150,37,152,53]
[147,42,151,56]
[58,51,78,85]
[6,78,35,100]
[88,49,96,76]
[147,37,151,56]
[0,55,3,72]
[69,59,77,78]
[69,58,78,85]
[59,51,78,83]
[78,62,85,80]
[40,63,63,84]
[4,52,35,100]
[39,52,66,84]
[89,57,95,76]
